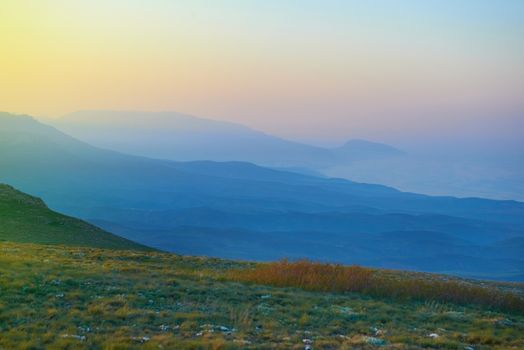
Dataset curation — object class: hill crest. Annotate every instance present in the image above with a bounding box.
[0,183,151,251]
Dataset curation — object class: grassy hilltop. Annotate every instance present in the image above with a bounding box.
[0,184,150,251]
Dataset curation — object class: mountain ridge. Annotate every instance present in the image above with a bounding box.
[2,112,523,280]
[47,110,524,201]
[49,110,402,168]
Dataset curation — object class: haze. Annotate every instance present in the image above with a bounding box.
[1,0,523,148]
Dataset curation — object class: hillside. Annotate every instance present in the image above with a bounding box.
[49,110,524,201]
[0,184,150,251]
[50,110,336,168]
[1,241,523,349]
[49,111,406,167]
[1,112,524,280]
[45,111,524,200]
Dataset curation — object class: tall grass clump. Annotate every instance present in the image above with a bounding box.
[366,276,524,314]
[230,260,524,314]
[230,259,373,293]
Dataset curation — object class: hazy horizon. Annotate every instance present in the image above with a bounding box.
[2,0,523,201]
[35,108,524,159]
[29,109,524,201]
[2,3,524,347]
[1,0,523,149]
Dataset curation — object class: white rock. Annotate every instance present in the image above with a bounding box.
[61,334,86,341]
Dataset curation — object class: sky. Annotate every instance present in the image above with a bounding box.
[1,0,523,146]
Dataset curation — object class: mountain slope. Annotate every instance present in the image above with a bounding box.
[3,113,522,226]
[50,110,336,168]
[48,110,524,201]
[49,111,406,167]
[2,112,524,279]
[0,184,150,250]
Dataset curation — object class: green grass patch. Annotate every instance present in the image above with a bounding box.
[0,184,150,251]
[1,242,523,349]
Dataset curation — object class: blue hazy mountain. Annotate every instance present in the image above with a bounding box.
[324,152,524,202]
[331,139,405,161]
[2,112,524,280]
[50,110,402,168]
[49,110,524,201]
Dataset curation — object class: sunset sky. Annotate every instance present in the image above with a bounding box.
[1,0,523,143]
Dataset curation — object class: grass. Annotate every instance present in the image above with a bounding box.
[1,242,524,349]
[229,260,524,314]
[0,184,150,251]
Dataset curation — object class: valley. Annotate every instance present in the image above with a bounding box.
[1,112,523,280]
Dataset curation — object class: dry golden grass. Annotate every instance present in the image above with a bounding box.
[230,259,524,314]
[2,242,524,349]
[229,259,373,293]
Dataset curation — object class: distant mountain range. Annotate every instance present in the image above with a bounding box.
[0,183,150,250]
[2,112,524,280]
[50,110,403,168]
[48,110,524,201]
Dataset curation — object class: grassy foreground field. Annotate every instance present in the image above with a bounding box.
[1,242,523,350]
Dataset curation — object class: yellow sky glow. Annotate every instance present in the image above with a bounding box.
[1,1,523,140]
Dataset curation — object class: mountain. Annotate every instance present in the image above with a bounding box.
[49,110,524,201]
[2,112,524,280]
[324,152,524,202]
[332,139,404,161]
[49,110,405,168]
[50,110,336,168]
[0,183,150,250]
